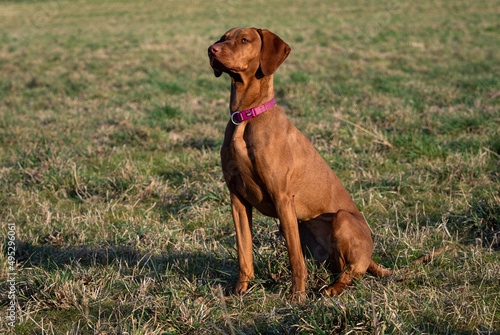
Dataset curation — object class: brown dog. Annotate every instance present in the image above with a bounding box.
[208,27,392,297]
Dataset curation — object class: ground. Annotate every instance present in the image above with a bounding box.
[0,0,499,333]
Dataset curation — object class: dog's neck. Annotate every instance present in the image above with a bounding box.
[229,74,274,113]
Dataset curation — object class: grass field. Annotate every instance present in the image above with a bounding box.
[0,0,499,333]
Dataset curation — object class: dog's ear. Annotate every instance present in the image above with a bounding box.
[257,29,291,76]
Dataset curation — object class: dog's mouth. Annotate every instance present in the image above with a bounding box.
[209,55,222,69]
[209,53,245,74]
[210,56,231,73]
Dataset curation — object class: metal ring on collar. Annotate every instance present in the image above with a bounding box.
[231,112,242,125]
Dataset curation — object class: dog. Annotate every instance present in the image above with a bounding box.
[208,27,393,297]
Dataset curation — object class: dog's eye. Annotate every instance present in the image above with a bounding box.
[241,38,248,43]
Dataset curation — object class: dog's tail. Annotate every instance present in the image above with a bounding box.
[411,246,446,265]
[397,246,447,282]
[367,246,447,278]
[367,260,393,277]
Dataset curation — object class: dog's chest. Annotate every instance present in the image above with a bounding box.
[221,132,277,217]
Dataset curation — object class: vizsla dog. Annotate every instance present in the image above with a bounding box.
[208,27,392,297]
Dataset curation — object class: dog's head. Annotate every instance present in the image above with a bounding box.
[208,27,290,78]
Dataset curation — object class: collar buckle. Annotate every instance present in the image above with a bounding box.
[230,112,243,125]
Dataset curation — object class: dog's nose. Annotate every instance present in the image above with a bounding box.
[208,44,221,55]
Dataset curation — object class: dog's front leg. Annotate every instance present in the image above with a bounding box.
[230,192,254,294]
[276,194,307,297]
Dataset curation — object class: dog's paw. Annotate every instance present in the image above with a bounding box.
[320,284,343,296]
[234,281,249,295]
[289,290,307,303]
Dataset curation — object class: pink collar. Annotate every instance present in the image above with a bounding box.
[230,97,276,125]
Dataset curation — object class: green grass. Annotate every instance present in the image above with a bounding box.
[1,0,499,333]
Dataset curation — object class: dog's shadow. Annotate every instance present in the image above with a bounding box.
[14,234,239,297]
